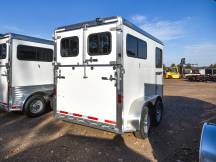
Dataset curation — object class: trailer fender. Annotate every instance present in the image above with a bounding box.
[126,95,162,132]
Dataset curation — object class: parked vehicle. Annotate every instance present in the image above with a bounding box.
[200,123,216,162]
[0,33,54,117]
[186,68,216,82]
[164,65,180,79]
[53,16,164,138]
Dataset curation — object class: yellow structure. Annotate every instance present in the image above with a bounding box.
[164,66,181,79]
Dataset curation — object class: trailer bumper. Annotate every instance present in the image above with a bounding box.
[0,102,9,111]
[0,102,23,112]
[54,112,122,134]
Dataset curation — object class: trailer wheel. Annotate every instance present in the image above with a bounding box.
[151,100,163,126]
[24,95,46,117]
[134,107,150,139]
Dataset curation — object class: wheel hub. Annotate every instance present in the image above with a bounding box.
[30,100,43,114]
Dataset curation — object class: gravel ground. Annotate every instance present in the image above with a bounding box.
[0,79,216,162]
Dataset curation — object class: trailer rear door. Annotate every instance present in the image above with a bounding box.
[0,40,9,109]
[56,22,118,126]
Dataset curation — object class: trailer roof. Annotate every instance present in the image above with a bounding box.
[56,16,164,45]
[0,33,53,45]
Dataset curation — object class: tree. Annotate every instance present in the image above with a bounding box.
[185,64,192,69]
[171,63,176,67]
[209,64,216,68]
[163,64,169,71]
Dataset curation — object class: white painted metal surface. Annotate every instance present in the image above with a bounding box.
[56,23,118,124]
[12,39,53,87]
[122,25,163,130]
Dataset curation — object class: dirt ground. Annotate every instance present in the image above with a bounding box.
[0,79,216,162]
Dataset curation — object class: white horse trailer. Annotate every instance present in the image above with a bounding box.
[54,16,164,138]
[0,33,54,117]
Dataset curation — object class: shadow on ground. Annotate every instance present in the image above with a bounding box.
[149,96,216,162]
[3,135,151,162]
[0,95,215,162]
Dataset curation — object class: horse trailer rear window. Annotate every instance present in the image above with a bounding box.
[17,45,53,62]
[0,44,7,59]
[61,36,79,57]
[88,32,111,56]
[156,47,163,68]
[127,34,147,59]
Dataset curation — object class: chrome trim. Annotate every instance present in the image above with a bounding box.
[56,16,118,32]
[53,38,58,115]
[0,103,8,111]
[200,123,216,162]
[123,19,164,45]
[55,16,164,45]
[116,23,124,132]
[10,84,54,111]
[55,113,121,134]
[126,95,160,132]
[8,36,12,111]
[1,33,53,45]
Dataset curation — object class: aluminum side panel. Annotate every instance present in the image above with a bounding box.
[11,84,54,110]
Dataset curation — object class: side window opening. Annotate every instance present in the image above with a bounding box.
[37,48,53,62]
[17,45,53,62]
[127,34,147,59]
[156,47,163,68]
[138,40,147,59]
[88,32,111,56]
[0,44,7,59]
[127,35,137,57]
[61,36,79,57]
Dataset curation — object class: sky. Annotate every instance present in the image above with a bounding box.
[0,0,216,66]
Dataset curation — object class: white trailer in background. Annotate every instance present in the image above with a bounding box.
[53,16,164,138]
[0,33,54,117]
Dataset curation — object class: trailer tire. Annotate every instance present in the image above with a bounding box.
[24,95,46,117]
[151,100,163,126]
[134,107,150,139]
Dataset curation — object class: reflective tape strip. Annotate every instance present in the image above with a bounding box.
[73,113,82,117]
[87,116,98,121]
[104,120,116,125]
[59,111,68,114]
[58,111,116,125]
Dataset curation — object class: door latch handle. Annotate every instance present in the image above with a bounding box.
[85,57,98,63]
[1,74,8,77]
[56,69,65,79]
[56,76,65,79]
[101,75,116,81]
[101,77,108,80]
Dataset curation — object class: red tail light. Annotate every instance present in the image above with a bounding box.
[117,95,123,104]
